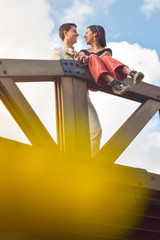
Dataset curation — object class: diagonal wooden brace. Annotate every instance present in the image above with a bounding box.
[0,78,57,149]
[93,99,160,166]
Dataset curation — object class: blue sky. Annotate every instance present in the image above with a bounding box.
[0,0,160,174]
[49,0,160,57]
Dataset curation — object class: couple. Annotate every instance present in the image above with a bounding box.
[52,23,144,156]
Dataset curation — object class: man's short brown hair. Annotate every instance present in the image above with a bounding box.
[59,23,77,41]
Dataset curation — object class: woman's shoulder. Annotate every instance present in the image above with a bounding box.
[105,48,112,55]
[79,49,90,56]
[97,48,112,56]
[79,47,112,56]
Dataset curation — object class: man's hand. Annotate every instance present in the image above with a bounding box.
[73,52,80,61]
[82,55,89,65]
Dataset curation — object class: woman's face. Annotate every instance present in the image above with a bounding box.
[84,27,96,45]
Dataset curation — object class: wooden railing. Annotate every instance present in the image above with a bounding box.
[0,58,160,161]
[0,58,160,239]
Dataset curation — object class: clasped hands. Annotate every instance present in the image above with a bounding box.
[65,48,89,65]
[73,52,89,66]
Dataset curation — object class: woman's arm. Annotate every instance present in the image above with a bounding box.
[78,51,87,58]
[99,50,112,59]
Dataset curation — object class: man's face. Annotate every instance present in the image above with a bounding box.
[64,26,79,44]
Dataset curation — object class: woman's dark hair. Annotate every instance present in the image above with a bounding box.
[88,25,106,47]
[59,23,77,41]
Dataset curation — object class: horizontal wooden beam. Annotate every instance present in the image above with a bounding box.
[0,59,86,82]
[86,75,160,103]
[1,59,160,103]
[0,58,64,81]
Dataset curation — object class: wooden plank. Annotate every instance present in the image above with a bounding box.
[55,76,91,159]
[55,76,77,155]
[0,78,57,149]
[54,77,64,151]
[72,77,91,158]
[97,164,160,192]
[0,59,64,81]
[93,99,160,165]
[1,58,160,104]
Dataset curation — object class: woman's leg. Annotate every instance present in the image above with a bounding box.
[101,55,128,81]
[88,54,130,95]
[100,72,130,94]
[88,54,109,85]
[101,56,144,85]
[120,66,144,85]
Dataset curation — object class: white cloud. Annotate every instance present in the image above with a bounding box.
[57,0,117,29]
[17,82,57,142]
[0,0,54,59]
[140,0,160,18]
[90,0,118,15]
[50,32,62,48]
[0,0,57,143]
[116,117,160,174]
[60,0,93,29]
[0,100,30,143]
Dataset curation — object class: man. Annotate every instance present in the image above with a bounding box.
[52,23,102,157]
[52,23,79,60]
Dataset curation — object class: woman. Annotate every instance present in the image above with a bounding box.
[79,25,144,95]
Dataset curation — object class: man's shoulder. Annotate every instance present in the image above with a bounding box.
[54,46,63,50]
[52,46,63,53]
[51,46,64,60]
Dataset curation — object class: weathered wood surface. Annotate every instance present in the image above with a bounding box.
[0,77,57,148]
[0,59,63,81]
[86,74,160,103]
[55,76,91,158]
[0,59,160,103]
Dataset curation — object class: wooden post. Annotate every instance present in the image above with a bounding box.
[55,76,91,159]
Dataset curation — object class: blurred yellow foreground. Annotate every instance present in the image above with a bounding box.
[0,139,150,239]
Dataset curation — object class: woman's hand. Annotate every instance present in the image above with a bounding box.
[78,52,89,65]
[82,55,89,65]
[73,51,89,65]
